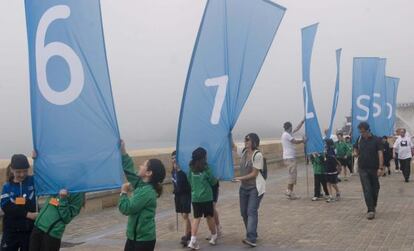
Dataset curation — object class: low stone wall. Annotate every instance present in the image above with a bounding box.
[0,140,305,214]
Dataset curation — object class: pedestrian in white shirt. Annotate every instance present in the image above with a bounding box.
[281,119,305,199]
[393,128,413,182]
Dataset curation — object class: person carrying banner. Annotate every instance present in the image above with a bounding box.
[118,141,166,251]
[281,120,305,199]
[187,147,218,250]
[171,150,192,246]
[335,133,350,180]
[393,128,413,182]
[353,122,384,220]
[344,136,354,175]
[1,154,37,251]
[325,139,341,202]
[232,133,265,247]
[310,152,329,201]
[29,151,84,251]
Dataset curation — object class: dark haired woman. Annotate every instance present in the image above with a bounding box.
[1,154,37,251]
[232,133,265,247]
[118,140,166,251]
[325,139,341,203]
[187,147,218,250]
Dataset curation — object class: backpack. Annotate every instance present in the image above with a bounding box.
[242,148,267,179]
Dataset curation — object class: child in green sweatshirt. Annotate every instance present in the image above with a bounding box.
[29,190,84,251]
[187,147,218,250]
[118,141,166,251]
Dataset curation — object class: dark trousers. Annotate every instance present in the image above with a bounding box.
[124,239,156,251]
[29,227,61,251]
[400,158,412,181]
[314,174,329,197]
[1,231,31,251]
[239,187,263,243]
[347,158,354,173]
[359,168,380,212]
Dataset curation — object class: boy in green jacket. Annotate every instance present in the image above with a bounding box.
[118,141,166,251]
[187,147,218,250]
[310,153,329,201]
[29,190,84,251]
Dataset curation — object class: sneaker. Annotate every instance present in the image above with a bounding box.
[242,239,257,247]
[336,193,341,201]
[180,235,190,246]
[366,211,375,220]
[288,193,300,200]
[311,196,318,201]
[188,239,200,250]
[209,234,218,245]
[284,190,291,197]
[326,197,334,203]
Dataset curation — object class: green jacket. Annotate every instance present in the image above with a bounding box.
[335,141,349,158]
[118,154,157,241]
[345,142,353,157]
[34,193,84,239]
[311,155,325,175]
[187,165,217,203]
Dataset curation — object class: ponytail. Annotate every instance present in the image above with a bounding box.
[6,164,13,183]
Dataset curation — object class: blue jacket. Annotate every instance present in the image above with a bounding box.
[1,176,36,232]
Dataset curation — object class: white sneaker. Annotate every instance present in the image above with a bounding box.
[311,196,318,201]
[284,190,291,197]
[288,193,300,200]
[209,234,218,245]
[188,239,200,250]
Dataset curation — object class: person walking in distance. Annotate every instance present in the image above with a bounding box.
[353,122,384,220]
[393,128,413,182]
[281,120,305,199]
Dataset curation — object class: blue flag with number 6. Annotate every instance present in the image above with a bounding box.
[176,0,286,179]
[25,0,122,195]
[301,23,324,154]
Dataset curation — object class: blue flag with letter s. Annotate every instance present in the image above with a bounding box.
[301,23,324,154]
[25,0,122,195]
[177,0,286,179]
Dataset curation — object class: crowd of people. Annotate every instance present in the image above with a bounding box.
[1,122,413,250]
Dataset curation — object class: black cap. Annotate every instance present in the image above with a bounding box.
[11,154,30,170]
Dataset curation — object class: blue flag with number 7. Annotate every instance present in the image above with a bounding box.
[301,23,324,154]
[25,0,122,195]
[176,0,286,179]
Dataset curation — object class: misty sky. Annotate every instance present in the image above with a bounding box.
[0,0,413,158]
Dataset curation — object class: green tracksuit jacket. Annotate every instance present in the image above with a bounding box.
[187,165,217,203]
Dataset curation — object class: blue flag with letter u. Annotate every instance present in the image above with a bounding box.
[177,0,286,179]
[351,57,380,142]
[25,0,122,195]
[385,77,399,135]
[326,49,342,138]
[301,23,324,154]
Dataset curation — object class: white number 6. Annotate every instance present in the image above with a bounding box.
[36,5,84,105]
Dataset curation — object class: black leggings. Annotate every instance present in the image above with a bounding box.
[1,230,31,251]
[29,227,61,251]
[124,239,156,251]
[314,174,329,197]
[400,158,412,181]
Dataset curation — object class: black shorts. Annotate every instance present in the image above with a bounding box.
[192,201,214,218]
[338,157,348,167]
[326,174,338,184]
[174,194,191,214]
[212,183,219,203]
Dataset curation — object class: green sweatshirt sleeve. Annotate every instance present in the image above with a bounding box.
[122,154,141,188]
[57,193,84,224]
[205,167,217,186]
[118,191,151,216]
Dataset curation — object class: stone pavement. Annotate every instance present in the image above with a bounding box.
[62,163,414,251]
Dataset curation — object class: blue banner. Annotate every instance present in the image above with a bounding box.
[371,58,388,137]
[351,57,380,142]
[25,1,122,195]
[301,23,324,154]
[385,76,399,135]
[326,49,342,138]
[176,0,286,179]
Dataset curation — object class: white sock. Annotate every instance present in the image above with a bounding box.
[191,236,197,242]
[211,233,218,239]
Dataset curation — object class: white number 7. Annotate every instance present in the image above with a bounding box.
[205,75,228,125]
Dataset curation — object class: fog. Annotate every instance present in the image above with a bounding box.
[0,0,413,158]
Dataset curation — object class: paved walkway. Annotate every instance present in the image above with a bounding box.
[62,163,414,251]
